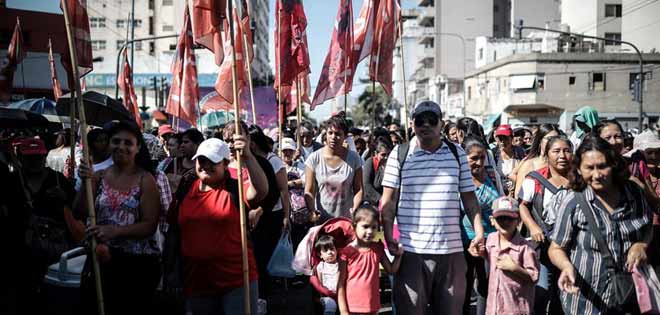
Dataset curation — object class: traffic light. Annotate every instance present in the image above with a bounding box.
[631,77,642,102]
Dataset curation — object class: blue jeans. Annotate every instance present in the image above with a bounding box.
[535,242,563,315]
[187,281,258,315]
[320,297,337,315]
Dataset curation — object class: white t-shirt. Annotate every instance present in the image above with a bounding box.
[316,261,339,293]
[75,157,114,191]
[519,177,558,227]
[267,152,286,212]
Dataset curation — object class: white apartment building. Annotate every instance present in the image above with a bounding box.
[84,0,271,111]
[464,52,660,131]
[622,0,660,53]
[561,0,623,53]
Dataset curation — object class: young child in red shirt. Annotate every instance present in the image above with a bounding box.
[338,204,403,315]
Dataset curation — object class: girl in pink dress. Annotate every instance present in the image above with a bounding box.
[338,204,403,314]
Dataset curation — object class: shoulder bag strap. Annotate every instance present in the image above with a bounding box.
[576,191,617,272]
[527,171,559,195]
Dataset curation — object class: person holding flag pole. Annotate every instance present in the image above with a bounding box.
[59,0,105,314]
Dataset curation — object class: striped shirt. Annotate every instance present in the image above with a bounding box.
[550,183,651,315]
[382,140,476,255]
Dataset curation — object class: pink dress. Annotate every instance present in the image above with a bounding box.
[341,241,385,313]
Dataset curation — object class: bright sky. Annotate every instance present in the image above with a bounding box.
[7,0,415,121]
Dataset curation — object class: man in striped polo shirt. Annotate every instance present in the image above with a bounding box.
[381,101,485,314]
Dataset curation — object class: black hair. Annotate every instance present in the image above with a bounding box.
[456,117,485,143]
[56,128,73,147]
[513,128,528,138]
[543,135,573,158]
[167,133,182,145]
[87,128,107,145]
[325,114,349,134]
[247,124,270,154]
[181,128,204,145]
[569,135,628,191]
[314,234,336,253]
[462,136,486,153]
[528,124,561,159]
[222,120,250,139]
[593,119,624,138]
[375,136,393,153]
[443,121,457,137]
[107,120,155,175]
[352,202,380,226]
[354,137,366,147]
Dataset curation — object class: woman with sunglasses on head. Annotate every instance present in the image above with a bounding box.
[511,124,561,197]
[77,120,162,315]
[305,114,364,222]
[548,136,651,315]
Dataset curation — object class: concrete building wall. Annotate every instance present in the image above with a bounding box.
[465,53,660,129]
[393,17,424,115]
[511,0,562,37]
[562,0,622,40]
[622,0,660,53]
[435,0,494,79]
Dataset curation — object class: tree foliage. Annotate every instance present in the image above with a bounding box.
[352,84,393,128]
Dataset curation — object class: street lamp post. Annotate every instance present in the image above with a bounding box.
[114,34,179,98]
[516,23,645,131]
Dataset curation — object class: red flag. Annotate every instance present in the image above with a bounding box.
[274,0,311,91]
[0,17,26,103]
[166,8,201,126]
[48,39,63,101]
[214,6,251,105]
[310,0,354,109]
[352,0,379,65]
[368,0,400,96]
[281,71,310,115]
[60,0,93,76]
[118,49,143,129]
[190,0,226,66]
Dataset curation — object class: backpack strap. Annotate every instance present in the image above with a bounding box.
[442,139,461,167]
[525,171,559,235]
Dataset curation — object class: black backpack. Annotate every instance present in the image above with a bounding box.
[396,139,460,182]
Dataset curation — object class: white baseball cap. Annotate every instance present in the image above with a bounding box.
[192,138,231,163]
[281,137,297,151]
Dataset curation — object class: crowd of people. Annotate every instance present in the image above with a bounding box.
[2,100,660,315]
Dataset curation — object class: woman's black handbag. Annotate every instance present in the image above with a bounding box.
[576,191,636,309]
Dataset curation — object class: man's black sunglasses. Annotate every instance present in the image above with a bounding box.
[414,115,439,127]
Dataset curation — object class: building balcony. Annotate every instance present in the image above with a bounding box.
[418,7,434,27]
[420,47,435,64]
[417,0,434,7]
[418,27,435,45]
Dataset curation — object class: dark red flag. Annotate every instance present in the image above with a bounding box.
[369,0,400,96]
[274,0,310,92]
[118,49,143,129]
[60,0,93,76]
[0,17,26,103]
[48,39,64,101]
[190,0,226,66]
[214,5,251,105]
[310,0,354,109]
[352,0,379,67]
[166,8,201,126]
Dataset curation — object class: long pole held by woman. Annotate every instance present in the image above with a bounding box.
[276,2,284,157]
[241,0,257,125]
[296,75,303,149]
[60,1,105,314]
[228,0,252,313]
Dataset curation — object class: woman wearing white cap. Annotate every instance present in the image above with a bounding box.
[167,134,268,314]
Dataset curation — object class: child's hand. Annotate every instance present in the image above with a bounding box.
[468,244,481,257]
[394,244,404,256]
[495,255,519,271]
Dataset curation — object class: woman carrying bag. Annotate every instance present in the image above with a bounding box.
[549,136,652,314]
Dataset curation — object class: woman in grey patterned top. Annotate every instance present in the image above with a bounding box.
[549,136,652,315]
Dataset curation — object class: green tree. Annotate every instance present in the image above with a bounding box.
[352,84,392,128]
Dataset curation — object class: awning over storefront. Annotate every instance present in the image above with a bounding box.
[509,75,536,90]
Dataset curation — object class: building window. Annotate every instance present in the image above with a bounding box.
[149,0,154,10]
[134,41,143,51]
[592,72,606,91]
[91,40,106,51]
[116,40,125,50]
[493,51,497,61]
[149,17,154,35]
[494,4,499,12]
[133,19,142,28]
[537,74,545,90]
[162,25,174,32]
[162,0,173,5]
[604,32,621,46]
[569,76,576,85]
[467,86,472,100]
[149,42,155,56]
[479,48,484,60]
[117,19,126,28]
[90,17,106,28]
[605,4,622,17]
[117,19,142,28]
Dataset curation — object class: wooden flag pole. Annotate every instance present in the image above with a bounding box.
[242,0,257,125]
[61,1,105,315]
[228,1,252,313]
[397,1,409,141]
[277,1,283,156]
[296,75,303,149]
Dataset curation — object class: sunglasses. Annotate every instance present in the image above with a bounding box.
[414,115,439,127]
